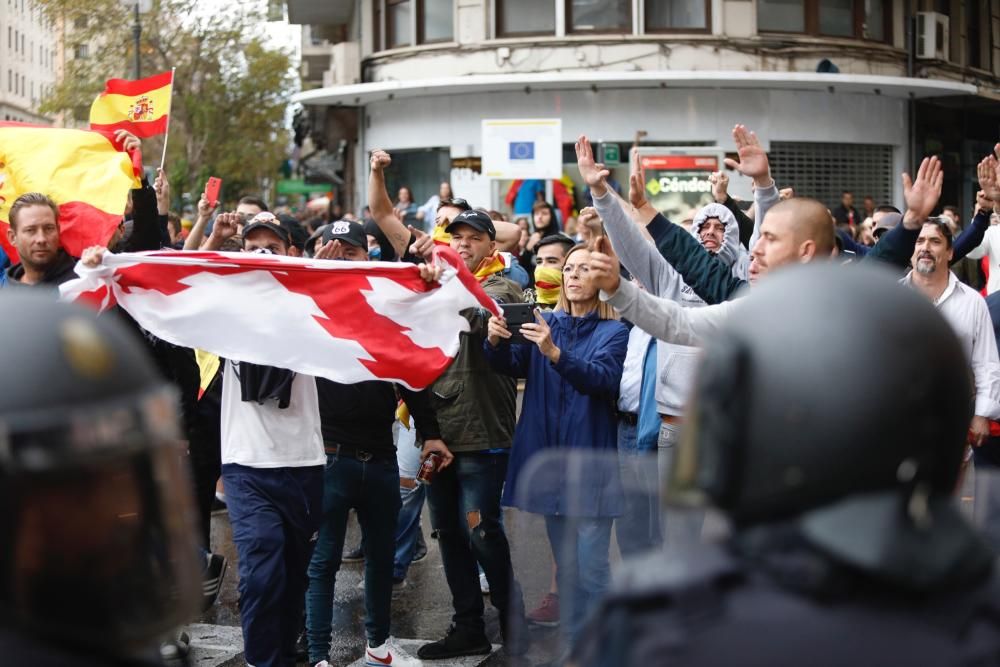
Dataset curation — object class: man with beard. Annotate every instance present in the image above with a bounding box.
[901,220,1000,446]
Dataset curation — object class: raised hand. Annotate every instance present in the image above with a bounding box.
[408,224,434,259]
[114,129,141,154]
[978,154,1000,202]
[709,171,729,203]
[371,149,392,172]
[588,235,621,294]
[575,135,610,197]
[629,148,650,209]
[81,245,108,268]
[723,124,773,187]
[976,190,994,216]
[418,262,443,284]
[211,212,240,241]
[902,156,944,227]
[154,168,170,215]
[197,192,217,219]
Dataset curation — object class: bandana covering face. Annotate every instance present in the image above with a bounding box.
[473,253,506,282]
[432,224,452,246]
[534,265,563,305]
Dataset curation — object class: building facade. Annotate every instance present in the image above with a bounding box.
[0,0,58,124]
[287,0,1000,222]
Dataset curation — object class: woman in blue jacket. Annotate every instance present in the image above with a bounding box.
[484,241,628,646]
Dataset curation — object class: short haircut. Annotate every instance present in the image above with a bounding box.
[9,192,59,230]
[922,219,954,249]
[943,205,960,218]
[166,212,181,233]
[437,197,471,212]
[875,205,901,214]
[536,233,575,254]
[767,197,836,256]
[487,209,507,222]
[238,195,269,212]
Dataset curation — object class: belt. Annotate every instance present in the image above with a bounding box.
[660,414,683,425]
[326,445,396,464]
[616,410,639,426]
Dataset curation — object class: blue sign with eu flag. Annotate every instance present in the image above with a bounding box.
[509,141,535,160]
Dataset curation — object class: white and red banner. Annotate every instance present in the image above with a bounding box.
[60,247,500,389]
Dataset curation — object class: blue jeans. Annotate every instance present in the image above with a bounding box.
[222,463,324,667]
[394,481,426,580]
[659,422,705,545]
[615,420,663,557]
[305,453,401,662]
[426,452,526,636]
[544,515,613,646]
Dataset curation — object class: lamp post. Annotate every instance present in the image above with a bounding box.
[132,2,141,78]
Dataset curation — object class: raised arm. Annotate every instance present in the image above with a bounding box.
[645,214,746,305]
[183,187,217,251]
[711,171,755,249]
[866,157,943,269]
[721,124,776,252]
[369,150,410,259]
[964,153,1000,261]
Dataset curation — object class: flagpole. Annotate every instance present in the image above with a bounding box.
[158,67,175,171]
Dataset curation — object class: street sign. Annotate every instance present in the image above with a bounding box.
[600,143,621,166]
[481,118,562,179]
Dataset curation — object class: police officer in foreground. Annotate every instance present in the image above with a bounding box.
[574,263,1000,667]
[0,290,202,666]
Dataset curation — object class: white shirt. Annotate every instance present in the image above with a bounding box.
[902,271,1000,419]
[220,360,326,468]
[618,325,653,413]
[964,225,1000,295]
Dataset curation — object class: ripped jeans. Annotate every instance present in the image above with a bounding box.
[425,451,525,635]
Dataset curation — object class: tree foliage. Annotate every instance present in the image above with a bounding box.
[36,0,295,204]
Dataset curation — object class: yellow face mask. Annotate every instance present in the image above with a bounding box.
[534,265,563,305]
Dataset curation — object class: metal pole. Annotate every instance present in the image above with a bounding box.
[132,2,141,79]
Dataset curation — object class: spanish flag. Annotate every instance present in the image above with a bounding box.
[89,70,173,138]
[0,122,142,263]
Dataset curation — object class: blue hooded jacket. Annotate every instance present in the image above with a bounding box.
[484,309,628,517]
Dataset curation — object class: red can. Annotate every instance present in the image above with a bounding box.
[416,452,442,485]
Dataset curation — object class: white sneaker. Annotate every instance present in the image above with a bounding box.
[314,662,332,667]
[479,571,490,595]
[366,637,422,667]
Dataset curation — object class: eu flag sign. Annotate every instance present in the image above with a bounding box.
[509,141,535,160]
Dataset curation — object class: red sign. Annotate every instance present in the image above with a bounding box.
[640,155,719,171]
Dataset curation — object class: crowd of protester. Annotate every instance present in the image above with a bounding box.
[5,123,1000,667]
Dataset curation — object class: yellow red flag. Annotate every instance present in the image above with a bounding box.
[90,70,173,138]
[0,122,142,263]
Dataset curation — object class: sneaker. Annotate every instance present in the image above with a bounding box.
[201,553,228,611]
[367,637,422,667]
[479,572,490,596]
[412,531,428,562]
[343,544,365,562]
[526,592,560,627]
[417,625,491,660]
[314,662,332,667]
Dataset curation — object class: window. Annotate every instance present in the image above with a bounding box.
[567,0,630,33]
[373,0,454,50]
[74,16,87,28]
[74,43,88,59]
[758,0,892,42]
[6,69,10,92]
[387,0,411,48]
[497,0,556,36]
[645,0,709,31]
[419,0,452,43]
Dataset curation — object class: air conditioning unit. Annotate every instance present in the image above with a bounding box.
[916,12,950,61]
[324,41,361,88]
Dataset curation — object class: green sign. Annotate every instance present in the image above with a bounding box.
[601,143,621,166]
[276,179,332,195]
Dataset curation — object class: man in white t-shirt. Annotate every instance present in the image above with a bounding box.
[216,215,327,667]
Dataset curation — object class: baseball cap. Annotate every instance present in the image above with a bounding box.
[242,220,291,246]
[873,212,902,239]
[321,219,367,248]
[445,209,496,240]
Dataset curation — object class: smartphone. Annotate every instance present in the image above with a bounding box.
[204,177,222,208]
[503,303,537,345]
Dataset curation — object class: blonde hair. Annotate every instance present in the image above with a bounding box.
[555,244,620,320]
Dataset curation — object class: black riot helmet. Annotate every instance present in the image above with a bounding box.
[670,263,993,589]
[0,291,201,654]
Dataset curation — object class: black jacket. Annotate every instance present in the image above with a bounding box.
[317,379,441,457]
[4,249,79,288]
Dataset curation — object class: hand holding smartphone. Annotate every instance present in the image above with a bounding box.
[204,177,222,208]
[502,303,536,345]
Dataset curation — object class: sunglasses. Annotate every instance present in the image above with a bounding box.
[438,197,471,212]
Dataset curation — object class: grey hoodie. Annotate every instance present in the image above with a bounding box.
[593,193,743,417]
